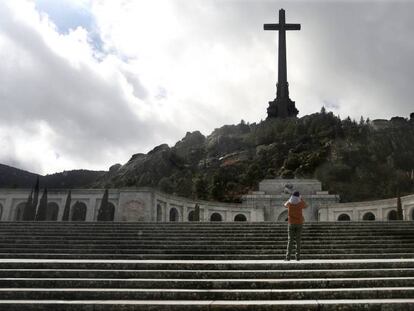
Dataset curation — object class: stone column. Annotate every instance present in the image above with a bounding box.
[5,197,14,221]
[85,200,95,221]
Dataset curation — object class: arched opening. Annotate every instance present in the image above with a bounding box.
[362,212,375,221]
[277,210,288,222]
[188,210,197,221]
[169,208,179,222]
[234,214,247,222]
[0,203,3,221]
[14,202,26,221]
[97,202,115,221]
[45,202,59,221]
[210,212,222,222]
[156,204,162,222]
[337,213,351,221]
[387,210,398,221]
[71,202,87,221]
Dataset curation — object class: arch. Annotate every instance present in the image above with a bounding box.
[156,204,163,222]
[14,202,26,221]
[97,202,115,221]
[234,214,247,222]
[0,203,3,221]
[45,202,59,221]
[277,210,288,222]
[337,213,351,221]
[362,212,375,221]
[169,208,179,222]
[387,210,398,221]
[71,201,87,221]
[210,212,222,222]
[188,210,197,221]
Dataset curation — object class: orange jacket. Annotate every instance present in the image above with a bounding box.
[284,199,307,224]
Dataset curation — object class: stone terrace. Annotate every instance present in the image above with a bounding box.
[0,221,413,310]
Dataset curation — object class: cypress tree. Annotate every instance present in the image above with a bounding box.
[35,188,48,221]
[62,190,71,221]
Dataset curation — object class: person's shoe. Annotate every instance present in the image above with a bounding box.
[296,255,300,261]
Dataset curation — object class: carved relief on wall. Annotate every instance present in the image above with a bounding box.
[122,200,146,222]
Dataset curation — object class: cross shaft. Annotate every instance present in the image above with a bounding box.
[264,9,300,118]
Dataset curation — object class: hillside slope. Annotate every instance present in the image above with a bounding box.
[0,164,105,189]
[95,111,414,203]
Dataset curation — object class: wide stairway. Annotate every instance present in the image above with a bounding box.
[0,221,413,310]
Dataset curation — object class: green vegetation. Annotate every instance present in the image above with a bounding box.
[97,110,414,203]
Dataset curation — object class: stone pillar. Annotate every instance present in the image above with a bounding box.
[5,197,13,221]
[353,209,358,221]
[183,206,188,222]
[56,202,64,221]
[204,208,209,222]
[166,202,170,222]
[85,200,95,221]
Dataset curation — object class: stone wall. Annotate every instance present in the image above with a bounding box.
[319,194,414,221]
[259,179,322,195]
[0,188,261,222]
[1,183,413,223]
[242,193,339,222]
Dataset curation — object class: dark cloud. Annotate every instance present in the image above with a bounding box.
[0,1,179,173]
[0,0,413,174]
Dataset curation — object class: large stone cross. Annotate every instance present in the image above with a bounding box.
[264,9,300,119]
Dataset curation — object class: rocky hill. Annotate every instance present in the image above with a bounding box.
[2,110,413,203]
[94,110,414,203]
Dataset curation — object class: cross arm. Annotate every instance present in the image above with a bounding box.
[264,23,301,31]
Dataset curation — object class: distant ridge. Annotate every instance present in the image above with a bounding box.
[0,163,105,189]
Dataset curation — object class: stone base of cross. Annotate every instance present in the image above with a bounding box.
[267,96,298,119]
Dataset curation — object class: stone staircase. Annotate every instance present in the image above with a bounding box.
[0,221,413,310]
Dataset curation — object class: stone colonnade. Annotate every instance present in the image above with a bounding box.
[318,194,414,221]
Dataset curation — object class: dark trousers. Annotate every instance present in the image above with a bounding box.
[286,224,303,259]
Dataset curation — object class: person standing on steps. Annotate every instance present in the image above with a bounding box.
[284,191,307,261]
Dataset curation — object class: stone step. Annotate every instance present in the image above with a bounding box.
[1,277,413,289]
[3,242,413,249]
[2,238,409,244]
[2,221,411,225]
[2,259,412,270]
[0,287,413,300]
[1,247,413,255]
[1,222,413,309]
[2,238,412,244]
[1,229,412,233]
[1,253,413,260]
[3,237,412,243]
[4,223,410,227]
[1,227,411,231]
[0,299,414,311]
[0,222,411,228]
[1,268,413,279]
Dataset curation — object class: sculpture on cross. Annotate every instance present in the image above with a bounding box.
[264,9,300,119]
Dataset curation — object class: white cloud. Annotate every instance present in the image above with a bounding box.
[0,0,413,174]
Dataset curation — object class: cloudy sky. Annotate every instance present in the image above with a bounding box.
[0,0,413,175]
